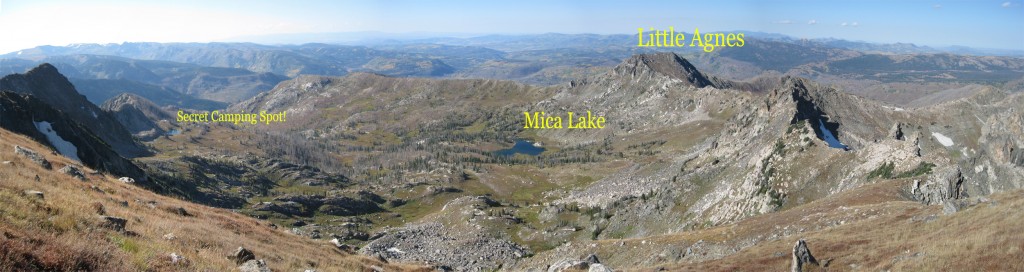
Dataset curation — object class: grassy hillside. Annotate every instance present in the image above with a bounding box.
[0,127,426,271]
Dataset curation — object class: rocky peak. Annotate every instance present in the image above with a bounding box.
[101,93,172,140]
[614,52,716,88]
[0,91,146,181]
[1,63,149,157]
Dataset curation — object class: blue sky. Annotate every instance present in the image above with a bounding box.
[0,0,1021,54]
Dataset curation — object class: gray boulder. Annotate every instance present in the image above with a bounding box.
[59,165,85,180]
[229,247,256,265]
[15,146,51,169]
[238,259,270,272]
[791,239,819,272]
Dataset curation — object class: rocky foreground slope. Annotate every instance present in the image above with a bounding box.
[0,126,426,271]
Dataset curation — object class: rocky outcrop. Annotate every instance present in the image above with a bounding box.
[911,166,965,205]
[238,259,270,272]
[59,165,86,181]
[251,201,303,216]
[1,92,146,182]
[547,254,612,272]
[791,239,819,272]
[318,195,384,216]
[614,52,718,88]
[14,146,51,169]
[228,247,255,265]
[257,191,384,217]
[101,93,173,140]
[0,63,148,157]
[360,222,528,271]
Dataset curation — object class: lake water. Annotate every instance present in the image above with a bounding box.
[495,139,545,156]
[166,129,181,136]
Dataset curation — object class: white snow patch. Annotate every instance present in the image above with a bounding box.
[386,247,405,254]
[33,121,80,161]
[883,106,905,112]
[932,132,954,147]
[91,110,98,119]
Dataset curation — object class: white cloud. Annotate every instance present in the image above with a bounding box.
[840,22,860,27]
[851,22,859,27]
[933,4,942,9]
[1002,1,1012,7]
[774,20,793,24]
[840,22,848,27]
[807,19,818,25]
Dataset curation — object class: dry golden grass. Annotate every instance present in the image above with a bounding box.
[0,128,428,271]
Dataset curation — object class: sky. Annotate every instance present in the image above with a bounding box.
[0,0,1021,54]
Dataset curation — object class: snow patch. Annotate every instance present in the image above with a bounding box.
[819,119,849,150]
[33,121,80,161]
[932,132,954,147]
[883,106,906,112]
[91,110,98,119]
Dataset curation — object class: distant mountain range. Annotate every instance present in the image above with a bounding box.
[1,32,1021,111]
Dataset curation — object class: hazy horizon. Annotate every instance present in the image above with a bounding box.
[1,0,1022,54]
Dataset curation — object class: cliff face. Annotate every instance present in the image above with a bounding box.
[101,93,174,141]
[0,91,145,181]
[0,63,149,157]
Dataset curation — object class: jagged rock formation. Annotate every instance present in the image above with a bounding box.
[911,166,965,205]
[0,91,146,181]
[101,93,174,140]
[0,63,149,157]
[791,239,819,272]
[522,53,1024,269]
[613,52,719,88]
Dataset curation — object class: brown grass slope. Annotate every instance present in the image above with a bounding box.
[0,127,427,271]
[643,180,1024,271]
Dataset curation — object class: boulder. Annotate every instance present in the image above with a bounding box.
[169,252,185,264]
[174,207,190,216]
[548,254,605,272]
[15,146,51,169]
[589,263,614,272]
[59,165,85,181]
[331,238,355,252]
[791,239,819,272]
[118,177,135,183]
[548,259,589,272]
[23,190,44,199]
[229,247,256,265]
[238,259,270,272]
[911,166,965,205]
[97,216,127,232]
